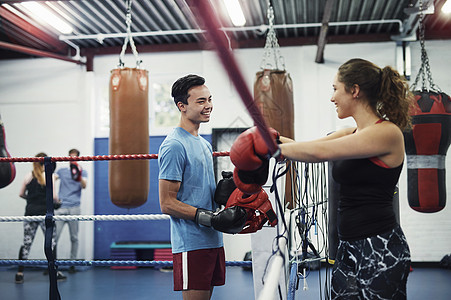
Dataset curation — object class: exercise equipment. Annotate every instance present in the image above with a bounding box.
[0,115,15,188]
[225,188,277,234]
[109,0,149,208]
[254,4,295,208]
[214,171,236,206]
[404,91,451,212]
[404,4,450,213]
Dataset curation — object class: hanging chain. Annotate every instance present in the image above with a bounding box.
[411,0,441,92]
[118,0,142,68]
[260,1,285,70]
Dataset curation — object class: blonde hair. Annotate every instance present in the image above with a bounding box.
[338,58,414,131]
[32,152,46,186]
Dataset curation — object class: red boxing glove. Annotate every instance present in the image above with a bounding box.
[70,162,82,182]
[225,188,278,234]
[230,126,280,172]
[253,126,280,159]
[233,163,269,195]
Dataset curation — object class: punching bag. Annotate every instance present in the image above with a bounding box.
[0,115,15,188]
[109,68,149,208]
[254,69,295,207]
[403,91,451,213]
[254,70,294,138]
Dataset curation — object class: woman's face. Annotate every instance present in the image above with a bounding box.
[331,74,354,119]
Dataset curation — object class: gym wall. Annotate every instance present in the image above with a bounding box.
[0,40,449,262]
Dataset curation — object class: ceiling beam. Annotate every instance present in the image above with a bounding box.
[0,41,84,65]
[315,0,336,63]
[80,32,395,58]
[0,6,68,53]
[391,0,435,41]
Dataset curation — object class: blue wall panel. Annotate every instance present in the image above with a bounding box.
[93,134,211,259]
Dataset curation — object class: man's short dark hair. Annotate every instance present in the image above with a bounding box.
[171,74,205,106]
[69,148,80,156]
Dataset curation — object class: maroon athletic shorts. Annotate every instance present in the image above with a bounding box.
[173,247,225,291]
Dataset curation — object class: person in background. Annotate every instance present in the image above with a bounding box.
[16,152,66,284]
[158,74,246,300]
[55,148,87,273]
[277,58,412,299]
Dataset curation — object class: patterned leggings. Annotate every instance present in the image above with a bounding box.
[18,221,57,272]
[331,225,411,300]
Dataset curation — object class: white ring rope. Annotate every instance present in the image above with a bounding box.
[258,210,292,300]
[0,214,170,222]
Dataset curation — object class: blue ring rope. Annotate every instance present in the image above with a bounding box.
[0,259,251,268]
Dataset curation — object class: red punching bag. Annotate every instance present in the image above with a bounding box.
[0,115,16,188]
[404,10,451,213]
[404,91,451,213]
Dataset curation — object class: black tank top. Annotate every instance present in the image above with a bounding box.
[332,158,402,241]
[24,177,47,216]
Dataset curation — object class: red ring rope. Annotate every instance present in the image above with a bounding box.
[0,151,230,163]
[189,0,279,155]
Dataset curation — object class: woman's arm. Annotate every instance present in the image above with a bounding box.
[279,127,355,145]
[19,173,32,199]
[52,174,60,203]
[280,122,404,165]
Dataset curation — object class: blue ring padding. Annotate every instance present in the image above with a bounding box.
[287,262,298,300]
[0,259,251,267]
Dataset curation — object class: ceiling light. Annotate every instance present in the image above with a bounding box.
[223,0,246,27]
[442,0,451,14]
[22,1,73,34]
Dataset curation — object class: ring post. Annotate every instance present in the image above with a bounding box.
[44,157,61,300]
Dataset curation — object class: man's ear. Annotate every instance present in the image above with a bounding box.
[177,101,185,112]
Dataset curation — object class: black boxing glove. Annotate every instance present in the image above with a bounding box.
[233,159,269,195]
[70,162,82,181]
[195,206,247,234]
[214,171,236,206]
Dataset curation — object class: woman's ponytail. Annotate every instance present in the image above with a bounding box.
[378,66,413,131]
[32,152,47,186]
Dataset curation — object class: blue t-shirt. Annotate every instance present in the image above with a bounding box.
[56,167,87,207]
[158,127,222,253]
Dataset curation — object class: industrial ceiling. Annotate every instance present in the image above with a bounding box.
[0,0,450,70]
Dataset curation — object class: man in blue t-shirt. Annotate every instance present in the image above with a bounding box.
[55,148,87,273]
[158,74,246,299]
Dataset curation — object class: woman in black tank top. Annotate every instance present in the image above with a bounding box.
[15,153,65,284]
[279,59,413,299]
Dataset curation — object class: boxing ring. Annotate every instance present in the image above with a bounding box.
[0,153,328,300]
[0,1,332,299]
[0,153,255,299]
